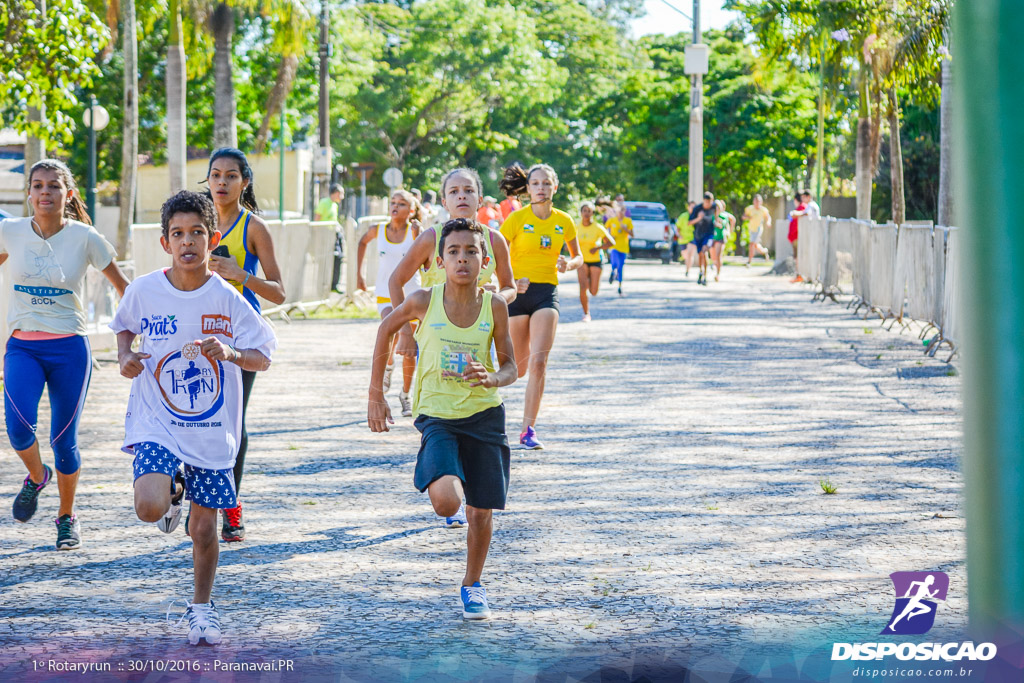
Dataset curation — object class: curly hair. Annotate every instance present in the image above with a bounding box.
[439,217,487,257]
[160,191,218,239]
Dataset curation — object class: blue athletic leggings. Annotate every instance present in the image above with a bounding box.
[609,249,627,283]
[4,335,92,475]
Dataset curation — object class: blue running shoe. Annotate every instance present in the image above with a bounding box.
[461,582,491,620]
[520,426,544,450]
[13,465,52,523]
[444,503,467,529]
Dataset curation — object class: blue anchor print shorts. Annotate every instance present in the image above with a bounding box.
[131,442,237,509]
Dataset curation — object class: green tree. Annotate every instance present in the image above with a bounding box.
[0,0,109,146]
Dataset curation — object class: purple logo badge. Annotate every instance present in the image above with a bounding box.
[881,571,949,635]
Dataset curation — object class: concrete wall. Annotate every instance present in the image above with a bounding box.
[134,149,312,225]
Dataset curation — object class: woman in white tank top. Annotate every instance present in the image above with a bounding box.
[356,190,422,416]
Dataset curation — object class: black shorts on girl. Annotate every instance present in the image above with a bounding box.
[584,260,602,268]
[507,282,559,317]
[413,404,511,510]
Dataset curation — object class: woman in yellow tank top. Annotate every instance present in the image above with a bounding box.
[497,163,584,450]
[367,218,517,620]
[205,148,286,543]
[387,168,519,359]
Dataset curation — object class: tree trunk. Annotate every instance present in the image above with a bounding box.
[253,55,298,154]
[118,0,138,259]
[888,88,906,225]
[211,3,237,149]
[167,0,186,193]
[24,0,46,214]
[855,64,873,220]
[938,50,953,226]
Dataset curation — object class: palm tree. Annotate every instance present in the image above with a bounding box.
[167,0,187,192]
[210,2,237,148]
[118,0,138,257]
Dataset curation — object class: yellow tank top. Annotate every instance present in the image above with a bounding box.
[420,227,498,289]
[412,284,502,419]
[217,209,261,312]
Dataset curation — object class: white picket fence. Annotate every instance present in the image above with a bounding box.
[789,216,961,361]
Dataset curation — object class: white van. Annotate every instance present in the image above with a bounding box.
[623,201,674,263]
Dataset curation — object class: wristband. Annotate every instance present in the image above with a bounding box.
[229,346,239,363]
[241,272,251,288]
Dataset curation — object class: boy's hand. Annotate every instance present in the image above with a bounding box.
[463,361,496,388]
[197,337,233,362]
[516,277,531,293]
[589,246,600,254]
[556,255,568,273]
[118,350,151,378]
[482,283,498,292]
[367,397,394,432]
[395,326,417,357]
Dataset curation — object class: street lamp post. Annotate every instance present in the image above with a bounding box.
[83,95,110,223]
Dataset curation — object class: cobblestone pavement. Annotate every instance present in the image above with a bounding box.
[0,261,964,681]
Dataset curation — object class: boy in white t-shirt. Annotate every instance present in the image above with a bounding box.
[110,191,277,646]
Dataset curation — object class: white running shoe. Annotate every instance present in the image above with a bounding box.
[382,363,394,394]
[398,390,412,417]
[158,471,186,534]
[185,602,222,645]
[444,502,467,528]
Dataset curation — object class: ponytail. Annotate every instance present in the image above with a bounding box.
[498,162,558,199]
[498,162,528,198]
[206,147,261,215]
[66,194,92,225]
[28,159,92,225]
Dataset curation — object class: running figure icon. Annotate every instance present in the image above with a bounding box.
[882,571,949,635]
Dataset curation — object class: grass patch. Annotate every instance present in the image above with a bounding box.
[875,354,882,360]
[584,623,597,630]
[863,328,873,334]
[303,304,379,320]
[287,444,300,451]
[302,500,317,505]
[946,367,958,377]
[819,479,839,495]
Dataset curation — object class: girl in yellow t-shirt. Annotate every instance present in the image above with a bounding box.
[604,203,634,295]
[498,163,584,450]
[575,201,614,322]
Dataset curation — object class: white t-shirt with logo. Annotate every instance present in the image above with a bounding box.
[0,217,116,335]
[109,270,277,470]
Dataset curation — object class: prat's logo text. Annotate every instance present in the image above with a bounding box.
[140,314,178,338]
[202,314,233,338]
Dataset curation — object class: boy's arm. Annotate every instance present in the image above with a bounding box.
[490,297,518,387]
[197,337,271,372]
[368,290,430,431]
[117,330,150,378]
[463,297,516,388]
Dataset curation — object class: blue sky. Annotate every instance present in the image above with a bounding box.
[630,0,741,38]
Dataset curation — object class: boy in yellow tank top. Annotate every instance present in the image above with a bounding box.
[367,218,517,620]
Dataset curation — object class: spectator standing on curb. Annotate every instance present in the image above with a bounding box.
[788,193,808,283]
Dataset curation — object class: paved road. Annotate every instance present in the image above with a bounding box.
[0,261,964,681]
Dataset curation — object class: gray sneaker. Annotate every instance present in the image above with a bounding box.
[398,391,412,417]
[55,514,81,550]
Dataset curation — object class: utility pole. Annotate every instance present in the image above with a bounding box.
[687,0,703,203]
[315,0,331,207]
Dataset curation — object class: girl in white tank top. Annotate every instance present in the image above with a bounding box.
[354,190,423,417]
[376,220,421,313]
